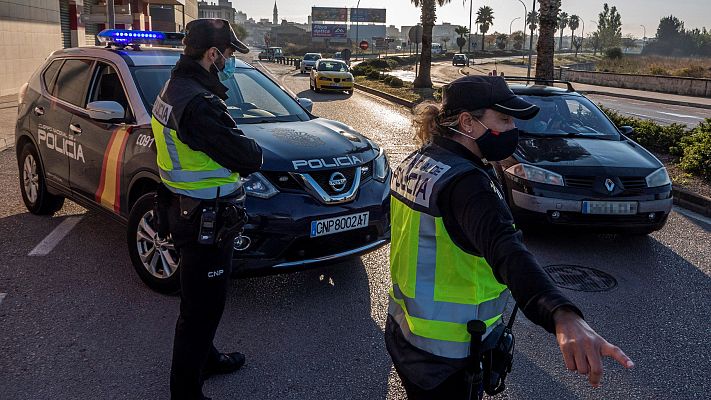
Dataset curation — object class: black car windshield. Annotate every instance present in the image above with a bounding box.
[514,94,620,140]
[132,65,310,124]
[317,61,348,72]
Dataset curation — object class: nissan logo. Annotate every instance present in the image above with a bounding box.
[329,172,347,192]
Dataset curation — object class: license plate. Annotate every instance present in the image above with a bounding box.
[310,212,369,238]
[581,201,638,215]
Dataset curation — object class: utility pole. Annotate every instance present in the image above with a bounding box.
[640,24,646,52]
[107,0,116,29]
[355,0,361,60]
[516,0,527,62]
[526,0,536,79]
[467,0,473,55]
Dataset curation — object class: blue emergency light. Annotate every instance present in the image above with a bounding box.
[97,29,184,48]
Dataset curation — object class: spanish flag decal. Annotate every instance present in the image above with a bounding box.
[95,126,131,212]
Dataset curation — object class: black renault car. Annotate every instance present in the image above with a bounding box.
[494,80,673,234]
[15,30,390,293]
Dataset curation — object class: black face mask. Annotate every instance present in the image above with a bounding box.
[451,119,520,162]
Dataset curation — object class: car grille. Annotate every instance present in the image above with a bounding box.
[334,78,341,83]
[565,176,595,189]
[262,172,302,191]
[620,177,647,189]
[308,167,357,196]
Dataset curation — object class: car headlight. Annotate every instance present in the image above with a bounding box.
[645,167,671,188]
[241,172,279,199]
[373,149,390,182]
[505,164,564,186]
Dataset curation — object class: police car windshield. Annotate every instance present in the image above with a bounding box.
[132,66,310,124]
[513,95,620,140]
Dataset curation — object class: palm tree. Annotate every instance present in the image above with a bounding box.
[527,10,539,32]
[536,0,561,80]
[568,15,580,50]
[455,25,469,53]
[557,11,569,51]
[411,0,453,88]
[476,6,494,51]
[442,36,450,51]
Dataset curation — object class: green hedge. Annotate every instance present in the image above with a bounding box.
[601,105,711,180]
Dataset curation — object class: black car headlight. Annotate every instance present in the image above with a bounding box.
[645,167,671,188]
[242,172,279,199]
[505,164,564,186]
[373,149,390,182]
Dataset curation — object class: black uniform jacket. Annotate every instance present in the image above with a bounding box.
[386,136,584,389]
[170,55,262,176]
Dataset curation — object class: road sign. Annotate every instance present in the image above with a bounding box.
[359,40,369,50]
[342,48,352,60]
[408,25,423,45]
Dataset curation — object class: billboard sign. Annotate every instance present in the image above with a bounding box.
[312,24,348,38]
[350,8,386,23]
[312,7,348,22]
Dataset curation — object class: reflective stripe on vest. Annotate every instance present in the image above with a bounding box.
[151,116,241,199]
[388,196,510,359]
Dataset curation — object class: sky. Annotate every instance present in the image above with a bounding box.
[230,0,710,38]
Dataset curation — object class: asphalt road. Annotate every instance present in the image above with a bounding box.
[0,56,710,400]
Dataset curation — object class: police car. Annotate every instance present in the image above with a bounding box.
[15,30,391,293]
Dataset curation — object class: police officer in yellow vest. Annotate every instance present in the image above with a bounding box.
[386,76,634,399]
[151,19,262,400]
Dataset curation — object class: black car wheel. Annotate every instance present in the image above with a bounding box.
[18,143,64,215]
[127,192,180,294]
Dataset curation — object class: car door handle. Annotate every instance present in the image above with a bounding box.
[33,106,44,116]
[69,123,82,135]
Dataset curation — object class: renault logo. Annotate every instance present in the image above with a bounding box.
[329,172,347,192]
[604,178,615,192]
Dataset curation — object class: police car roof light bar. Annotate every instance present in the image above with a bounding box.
[97,29,185,50]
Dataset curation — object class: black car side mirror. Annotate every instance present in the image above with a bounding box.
[619,126,634,136]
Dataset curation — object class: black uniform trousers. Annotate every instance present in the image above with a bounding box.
[163,191,239,400]
[396,367,478,400]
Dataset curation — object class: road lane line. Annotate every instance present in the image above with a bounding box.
[28,216,83,256]
[658,111,704,120]
[673,206,711,230]
[0,293,6,306]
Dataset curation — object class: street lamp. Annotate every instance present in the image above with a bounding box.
[509,17,521,50]
[467,0,473,55]
[355,0,361,60]
[515,0,527,62]
[526,0,536,79]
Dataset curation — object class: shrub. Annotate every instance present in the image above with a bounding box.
[383,75,394,84]
[605,47,623,60]
[649,65,670,76]
[674,65,706,78]
[389,77,404,88]
[678,119,711,180]
[600,106,690,153]
[364,59,391,69]
[367,70,382,80]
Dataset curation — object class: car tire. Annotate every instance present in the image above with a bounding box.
[18,142,64,215]
[347,90,354,95]
[127,192,181,294]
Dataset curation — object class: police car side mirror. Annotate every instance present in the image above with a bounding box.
[86,101,125,122]
[297,97,314,113]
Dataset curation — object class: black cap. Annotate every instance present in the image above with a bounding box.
[441,75,539,120]
[183,18,249,54]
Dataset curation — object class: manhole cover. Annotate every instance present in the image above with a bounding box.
[543,265,617,292]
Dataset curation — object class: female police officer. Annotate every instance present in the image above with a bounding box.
[386,75,633,399]
[151,19,262,400]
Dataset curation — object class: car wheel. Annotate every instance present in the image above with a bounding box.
[127,192,181,294]
[314,83,321,93]
[18,143,64,215]
[310,79,315,91]
[347,90,354,95]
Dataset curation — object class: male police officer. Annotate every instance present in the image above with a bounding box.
[387,76,633,399]
[151,19,262,400]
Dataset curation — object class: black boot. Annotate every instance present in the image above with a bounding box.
[202,352,246,379]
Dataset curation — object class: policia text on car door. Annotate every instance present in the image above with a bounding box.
[150,19,262,400]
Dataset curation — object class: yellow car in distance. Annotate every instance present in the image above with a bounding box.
[309,59,354,95]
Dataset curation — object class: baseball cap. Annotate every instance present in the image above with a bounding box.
[183,18,249,54]
[441,75,540,120]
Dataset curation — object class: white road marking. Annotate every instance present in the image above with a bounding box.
[0,293,6,306]
[28,216,83,256]
[658,111,704,120]
[673,206,711,228]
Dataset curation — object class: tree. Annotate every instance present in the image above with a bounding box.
[511,30,525,50]
[229,22,248,41]
[476,6,494,51]
[455,25,469,53]
[568,15,580,50]
[596,3,622,50]
[557,11,569,51]
[527,10,539,32]
[535,0,561,80]
[411,0,454,88]
[442,36,450,51]
[496,33,508,50]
